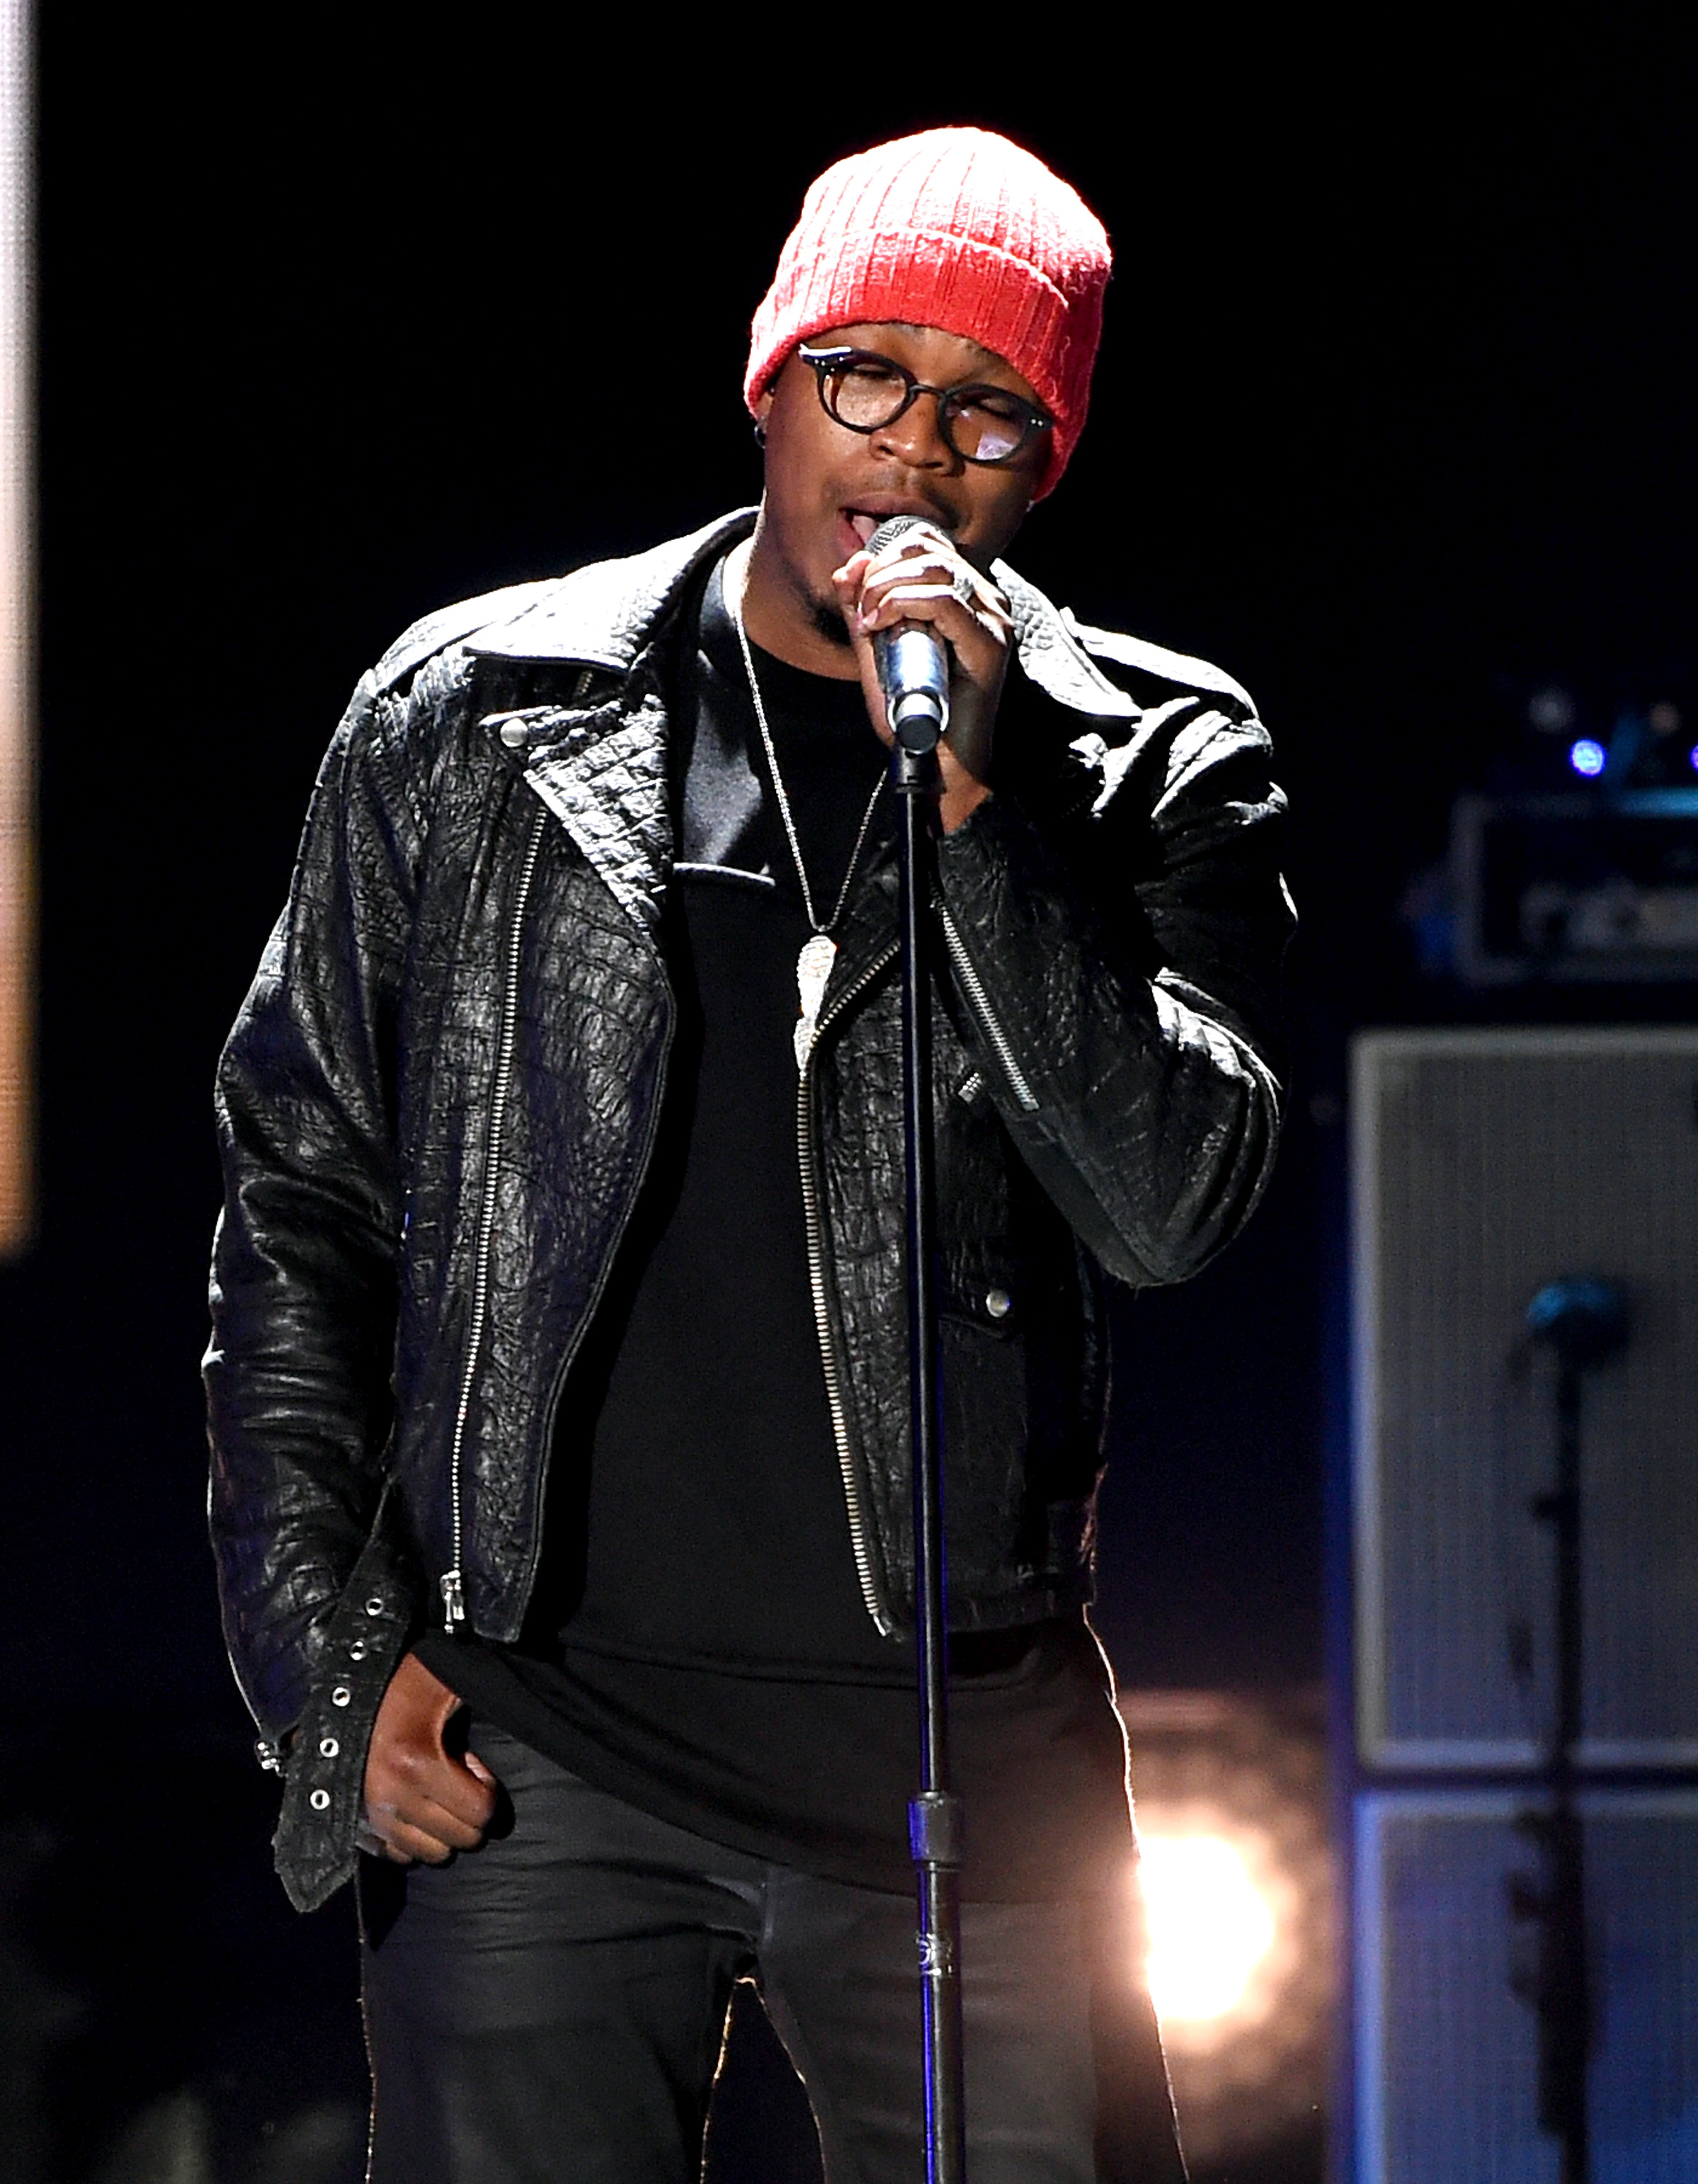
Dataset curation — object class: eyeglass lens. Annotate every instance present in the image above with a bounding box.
[820,355,1039,464]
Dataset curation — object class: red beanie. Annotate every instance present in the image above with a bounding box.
[745,127,1111,499]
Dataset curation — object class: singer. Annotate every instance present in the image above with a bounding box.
[206,127,1291,2182]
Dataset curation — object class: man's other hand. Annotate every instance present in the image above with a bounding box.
[361,1650,498,1864]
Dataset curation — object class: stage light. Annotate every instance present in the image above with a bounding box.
[1568,738,1606,778]
[1528,687,1576,735]
[1138,1832,1275,2019]
[1688,743,1698,773]
[1119,1690,1333,2170]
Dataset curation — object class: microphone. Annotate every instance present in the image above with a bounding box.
[866,515,951,753]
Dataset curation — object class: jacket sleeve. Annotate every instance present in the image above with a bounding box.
[205,665,436,1754]
[934,693,1293,1288]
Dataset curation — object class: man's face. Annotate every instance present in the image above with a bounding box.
[753,321,1047,651]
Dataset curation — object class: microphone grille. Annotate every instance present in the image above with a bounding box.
[865,514,932,557]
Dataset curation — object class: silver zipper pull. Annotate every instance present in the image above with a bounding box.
[440,1569,465,1630]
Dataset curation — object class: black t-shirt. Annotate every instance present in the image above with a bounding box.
[418,555,1130,1899]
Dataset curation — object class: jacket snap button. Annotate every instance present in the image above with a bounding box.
[349,1640,368,1661]
[319,1736,339,1759]
[365,1597,385,1616]
[985,1287,1012,1319]
[309,1788,330,1811]
[499,721,526,748]
[331,1685,352,1707]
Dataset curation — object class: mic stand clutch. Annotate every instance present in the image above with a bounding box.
[890,668,967,2184]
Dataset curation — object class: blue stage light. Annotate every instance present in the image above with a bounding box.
[1689,743,1698,773]
[1568,738,1606,778]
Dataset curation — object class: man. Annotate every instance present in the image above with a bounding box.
[206,127,1291,2181]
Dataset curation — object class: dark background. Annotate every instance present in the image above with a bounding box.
[3,18,1694,2180]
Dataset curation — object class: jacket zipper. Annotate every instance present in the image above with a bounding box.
[938,903,1041,1112]
[797,938,900,1637]
[441,802,548,1631]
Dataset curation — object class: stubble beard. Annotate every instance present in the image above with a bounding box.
[809,594,854,652]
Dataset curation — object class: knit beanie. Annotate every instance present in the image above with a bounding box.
[745,127,1111,499]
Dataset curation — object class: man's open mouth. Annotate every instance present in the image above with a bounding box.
[840,506,954,555]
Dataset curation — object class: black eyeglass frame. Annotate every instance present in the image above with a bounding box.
[796,344,1054,468]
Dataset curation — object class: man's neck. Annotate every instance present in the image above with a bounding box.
[729,534,860,681]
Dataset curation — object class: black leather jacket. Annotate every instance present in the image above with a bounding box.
[206,510,1293,1908]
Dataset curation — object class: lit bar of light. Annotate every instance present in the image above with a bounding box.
[0,0,30,1254]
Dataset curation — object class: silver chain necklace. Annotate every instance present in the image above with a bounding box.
[731,572,885,1070]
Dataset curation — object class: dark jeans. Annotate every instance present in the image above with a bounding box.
[360,1724,1186,2184]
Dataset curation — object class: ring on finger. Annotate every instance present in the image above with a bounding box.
[950,566,977,609]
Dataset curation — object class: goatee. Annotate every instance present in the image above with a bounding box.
[809,597,854,651]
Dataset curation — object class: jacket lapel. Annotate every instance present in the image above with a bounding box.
[467,510,755,938]
[521,696,673,937]
[993,562,1140,720]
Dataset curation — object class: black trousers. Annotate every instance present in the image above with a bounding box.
[360,1725,1186,2184]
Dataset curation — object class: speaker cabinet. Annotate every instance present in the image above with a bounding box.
[1353,1789,1698,2183]
[1351,1029,1698,1770]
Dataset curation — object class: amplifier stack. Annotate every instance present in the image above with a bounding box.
[1346,1029,1698,2182]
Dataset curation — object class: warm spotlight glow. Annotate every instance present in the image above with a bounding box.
[1138,1835,1277,2021]
[1120,1694,1333,2165]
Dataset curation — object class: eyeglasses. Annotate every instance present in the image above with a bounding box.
[798,344,1053,467]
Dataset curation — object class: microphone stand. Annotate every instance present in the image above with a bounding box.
[890,681,967,2184]
[1509,1278,1627,2184]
